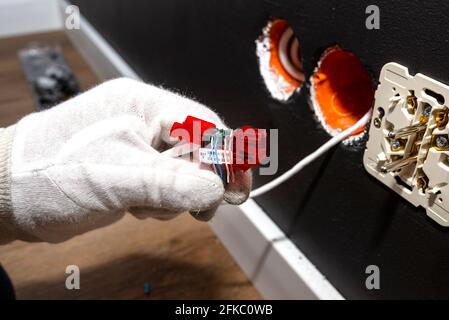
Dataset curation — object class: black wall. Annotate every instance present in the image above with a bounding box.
[71,0,449,299]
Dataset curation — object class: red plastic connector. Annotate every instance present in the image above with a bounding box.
[170,116,266,172]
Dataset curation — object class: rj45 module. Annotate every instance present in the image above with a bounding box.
[364,62,449,226]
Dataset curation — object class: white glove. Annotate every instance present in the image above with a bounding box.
[0,78,251,244]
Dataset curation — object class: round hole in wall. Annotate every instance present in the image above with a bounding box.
[256,19,304,101]
[310,46,374,141]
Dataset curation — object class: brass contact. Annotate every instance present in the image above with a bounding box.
[436,109,449,128]
[419,114,428,124]
[373,118,381,128]
[390,138,406,151]
[416,174,429,192]
[407,95,418,114]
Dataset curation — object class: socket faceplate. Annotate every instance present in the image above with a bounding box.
[364,62,449,226]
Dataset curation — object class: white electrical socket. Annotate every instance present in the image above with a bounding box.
[364,62,449,226]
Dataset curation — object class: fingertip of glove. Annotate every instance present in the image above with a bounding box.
[223,190,249,205]
[190,170,225,207]
[223,169,252,205]
[168,164,225,212]
[189,203,220,222]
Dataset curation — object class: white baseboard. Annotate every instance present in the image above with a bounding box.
[0,0,62,39]
[60,0,343,300]
[211,201,342,299]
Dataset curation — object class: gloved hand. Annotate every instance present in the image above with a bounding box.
[0,78,251,244]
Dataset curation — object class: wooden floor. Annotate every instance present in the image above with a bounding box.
[0,31,261,300]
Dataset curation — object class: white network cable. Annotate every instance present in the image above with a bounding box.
[249,110,372,198]
[163,110,373,198]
